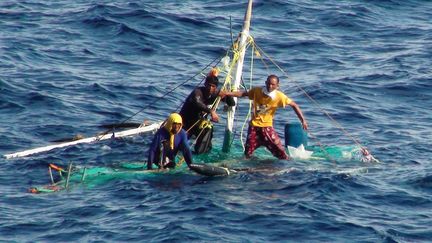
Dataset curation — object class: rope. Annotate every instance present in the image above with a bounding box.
[239,43,256,151]
[215,36,257,149]
[95,55,223,141]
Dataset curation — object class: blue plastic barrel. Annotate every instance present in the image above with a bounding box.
[284,123,308,148]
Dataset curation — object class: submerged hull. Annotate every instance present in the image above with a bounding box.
[29,144,366,193]
[29,162,174,193]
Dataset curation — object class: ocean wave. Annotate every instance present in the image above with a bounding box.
[82,16,119,28]
[406,173,432,191]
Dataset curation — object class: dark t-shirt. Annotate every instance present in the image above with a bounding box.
[179,87,235,131]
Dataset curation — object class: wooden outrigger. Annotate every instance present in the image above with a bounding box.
[4,122,162,159]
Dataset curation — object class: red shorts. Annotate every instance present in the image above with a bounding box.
[244,125,289,160]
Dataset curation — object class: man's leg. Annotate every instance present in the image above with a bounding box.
[262,127,289,160]
[244,125,261,158]
[194,127,212,154]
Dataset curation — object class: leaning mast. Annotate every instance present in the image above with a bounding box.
[222,0,253,152]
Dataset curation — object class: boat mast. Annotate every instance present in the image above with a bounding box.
[222,0,253,152]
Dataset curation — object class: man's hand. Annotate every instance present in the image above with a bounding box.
[302,120,308,130]
[210,110,219,123]
[218,90,227,99]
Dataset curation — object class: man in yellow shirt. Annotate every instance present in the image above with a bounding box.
[221,74,308,159]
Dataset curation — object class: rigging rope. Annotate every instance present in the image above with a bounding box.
[239,41,256,151]
[250,40,376,157]
[98,28,377,162]
[95,55,224,141]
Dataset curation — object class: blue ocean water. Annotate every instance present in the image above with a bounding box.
[1,0,432,242]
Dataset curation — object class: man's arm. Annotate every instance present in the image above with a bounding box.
[219,90,248,98]
[289,101,308,130]
[147,131,163,170]
[179,131,193,167]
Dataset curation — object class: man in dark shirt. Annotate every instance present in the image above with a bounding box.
[179,75,235,154]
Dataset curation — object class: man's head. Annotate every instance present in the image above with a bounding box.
[265,74,280,93]
[204,75,219,94]
[164,113,183,135]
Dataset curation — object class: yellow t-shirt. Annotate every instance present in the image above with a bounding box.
[247,87,292,127]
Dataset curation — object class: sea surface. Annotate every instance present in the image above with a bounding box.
[1,0,431,242]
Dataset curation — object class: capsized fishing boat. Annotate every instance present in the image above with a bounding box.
[28,145,246,193]
[28,140,373,193]
[19,0,378,193]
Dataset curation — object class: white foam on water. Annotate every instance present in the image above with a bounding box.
[287,144,313,160]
